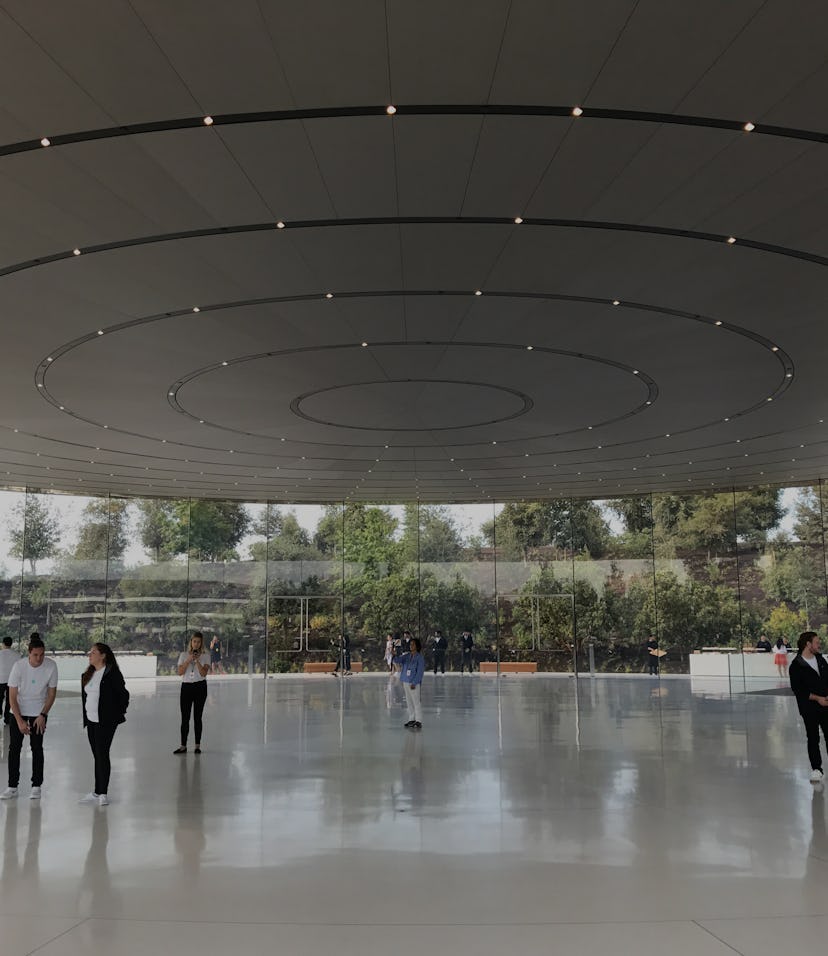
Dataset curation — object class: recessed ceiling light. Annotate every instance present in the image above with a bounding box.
[665,434,671,438]
[199,419,204,424]
[325,293,333,299]
[514,216,523,224]
[492,441,497,445]
[766,397,773,402]
[203,116,214,126]
[771,346,779,352]
[361,342,368,347]
[632,370,639,375]
[571,106,583,117]
[97,330,104,335]
[715,320,723,326]
[726,236,737,244]
[47,357,53,362]
[221,361,228,366]
[276,220,286,229]
[526,345,533,350]
[743,122,755,132]
[646,400,652,405]
[386,105,397,115]
[612,300,620,306]
[786,372,792,377]
[37,383,43,388]
[474,290,483,296]
[192,306,200,313]
[72,248,81,256]
[58,405,64,410]
[168,391,174,396]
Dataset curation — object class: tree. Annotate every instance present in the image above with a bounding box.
[401,505,464,563]
[173,500,250,561]
[316,504,401,577]
[9,497,61,573]
[137,499,180,561]
[793,486,828,545]
[249,508,320,561]
[74,499,129,560]
[483,501,610,560]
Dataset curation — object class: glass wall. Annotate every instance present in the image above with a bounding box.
[0,484,824,675]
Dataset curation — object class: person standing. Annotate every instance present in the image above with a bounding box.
[209,636,224,675]
[384,633,394,672]
[174,632,210,755]
[460,629,474,674]
[79,643,130,806]
[332,632,352,675]
[1,634,58,800]
[431,629,448,675]
[646,636,660,676]
[774,637,791,678]
[393,637,425,729]
[789,631,828,782]
[0,636,20,725]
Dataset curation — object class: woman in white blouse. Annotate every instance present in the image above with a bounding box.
[80,643,129,805]
[175,632,210,754]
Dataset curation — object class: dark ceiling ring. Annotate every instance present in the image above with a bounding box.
[168,340,655,446]
[34,288,792,453]
[3,216,828,279]
[290,378,534,430]
[3,103,827,160]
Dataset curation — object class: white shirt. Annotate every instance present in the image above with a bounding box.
[805,655,821,674]
[84,667,104,722]
[178,651,210,683]
[0,647,20,683]
[8,658,59,717]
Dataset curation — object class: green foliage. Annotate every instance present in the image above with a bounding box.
[401,505,464,563]
[173,500,250,561]
[9,496,61,573]
[74,499,129,560]
[483,500,610,560]
[765,603,808,642]
[136,499,179,561]
[250,508,320,561]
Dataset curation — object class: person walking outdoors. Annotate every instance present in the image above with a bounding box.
[789,631,828,782]
[79,643,130,806]
[774,637,791,678]
[460,629,474,674]
[431,629,448,675]
[175,631,210,754]
[0,636,20,726]
[393,637,425,729]
[646,636,660,676]
[1,634,58,800]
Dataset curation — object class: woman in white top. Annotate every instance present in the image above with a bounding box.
[175,632,210,754]
[385,633,394,672]
[79,643,129,806]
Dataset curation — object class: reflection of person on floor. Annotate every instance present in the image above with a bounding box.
[333,632,352,675]
[774,637,791,678]
[646,637,660,676]
[174,758,205,879]
[78,807,122,919]
[400,728,424,808]
[460,629,474,673]
[789,630,828,783]
[430,629,447,675]
[393,638,425,729]
[2,801,40,887]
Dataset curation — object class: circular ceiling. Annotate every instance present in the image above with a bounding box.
[0,3,826,502]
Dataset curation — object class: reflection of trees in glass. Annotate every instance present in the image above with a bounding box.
[173,500,249,561]
[401,505,464,562]
[9,496,61,572]
[74,499,129,560]
[137,499,180,561]
[250,507,319,561]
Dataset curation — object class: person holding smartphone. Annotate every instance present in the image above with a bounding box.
[1,634,57,800]
[393,637,425,730]
[174,632,210,755]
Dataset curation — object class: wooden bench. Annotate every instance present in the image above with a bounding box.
[479,661,538,674]
[303,661,364,674]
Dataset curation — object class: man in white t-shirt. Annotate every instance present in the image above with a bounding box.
[0,635,21,725]
[1,634,58,800]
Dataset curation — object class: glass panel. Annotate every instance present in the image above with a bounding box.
[111,497,190,675]
[0,488,25,646]
[185,499,266,674]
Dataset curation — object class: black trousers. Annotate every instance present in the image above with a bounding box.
[433,650,446,674]
[802,710,828,770]
[180,681,207,746]
[8,717,45,787]
[461,649,473,673]
[86,721,118,795]
[648,658,659,675]
[0,683,9,723]
[334,648,351,672]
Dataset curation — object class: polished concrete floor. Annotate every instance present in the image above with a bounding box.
[0,672,825,955]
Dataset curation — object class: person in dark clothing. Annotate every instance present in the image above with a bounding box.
[431,630,448,675]
[460,630,474,674]
[756,635,772,653]
[333,633,352,675]
[79,643,129,805]
[646,637,660,675]
[789,631,828,783]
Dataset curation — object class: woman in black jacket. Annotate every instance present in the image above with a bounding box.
[789,631,828,783]
[80,643,129,806]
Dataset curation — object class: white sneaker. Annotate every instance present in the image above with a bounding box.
[0,787,18,800]
[79,792,98,804]
[810,769,824,783]
[97,794,109,806]
[29,786,41,800]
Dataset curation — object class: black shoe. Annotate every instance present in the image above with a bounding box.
[173,746,187,754]
[194,746,201,754]
[414,722,422,730]
[404,720,415,728]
